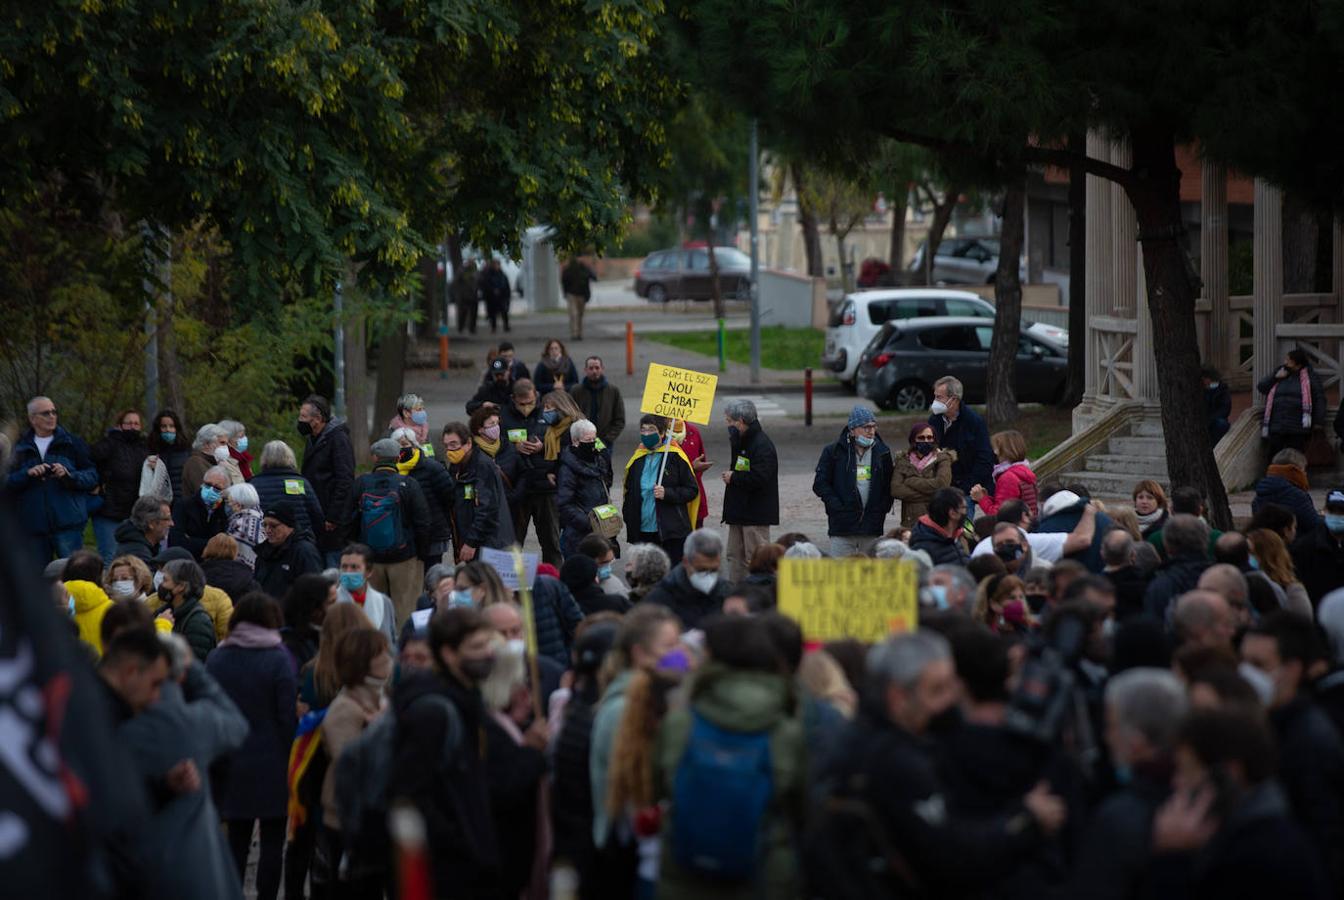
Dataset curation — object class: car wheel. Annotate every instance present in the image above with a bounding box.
[890,380,930,413]
[648,284,668,304]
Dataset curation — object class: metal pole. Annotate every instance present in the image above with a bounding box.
[804,367,813,427]
[749,119,761,384]
[141,222,159,416]
[333,280,347,419]
[717,317,727,372]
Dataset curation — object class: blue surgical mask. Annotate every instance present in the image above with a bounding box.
[200,485,222,507]
[1327,514,1344,535]
[925,584,949,609]
[235,436,248,453]
[855,435,875,448]
[597,564,613,581]
[1248,555,1260,570]
[541,409,560,425]
[339,571,365,591]
[640,433,660,450]
[410,410,428,426]
[160,431,176,444]
[449,589,475,608]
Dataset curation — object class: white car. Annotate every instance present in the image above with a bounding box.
[822,288,1068,387]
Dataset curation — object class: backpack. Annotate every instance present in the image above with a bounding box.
[359,473,410,555]
[669,711,773,881]
[801,770,926,900]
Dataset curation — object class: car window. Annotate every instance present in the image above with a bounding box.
[868,297,938,324]
[1021,336,1054,356]
[712,248,750,267]
[687,250,710,272]
[948,240,976,258]
[974,327,994,350]
[919,326,981,352]
[644,253,666,271]
[946,298,991,317]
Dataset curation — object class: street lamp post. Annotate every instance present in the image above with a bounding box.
[749,119,761,384]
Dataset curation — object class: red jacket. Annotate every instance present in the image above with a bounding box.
[674,423,709,527]
[977,463,1038,517]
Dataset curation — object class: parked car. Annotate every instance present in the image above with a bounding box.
[907,237,1026,285]
[855,317,1068,412]
[822,288,1067,386]
[634,246,752,303]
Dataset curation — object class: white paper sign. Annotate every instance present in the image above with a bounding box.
[479,546,539,592]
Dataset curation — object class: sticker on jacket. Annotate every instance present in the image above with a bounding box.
[284,479,305,495]
[507,428,528,443]
[463,485,476,501]
[857,464,871,482]
[734,456,751,472]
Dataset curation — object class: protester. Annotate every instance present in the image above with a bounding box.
[281,572,337,671]
[146,409,192,501]
[561,256,595,340]
[222,482,265,568]
[493,341,532,383]
[1252,448,1321,534]
[534,337,580,396]
[352,438,432,626]
[624,541,672,605]
[578,532,630,600]
[644,529,733,629]
[909,487,971,566]
[467,404,525,514]
[154,557,216,661]
[561,553,630,616]
[451,560,514,609]
[200,533,261,602]
[391,425,455,570]
[569,355,626,451]
[169,463,230,559]
[811,406,894,557]
[1035,487,1115,573]
[254,504,324,600]
[218,418,253,481]
[722,399,780,583]
[623,415,700,564]
[64,550,113,656]
[1131,479,1169,539]
[207,593,298,900]
[501,378,563,567]
[181,423,229,500]
[298,394,356,567]
[1247,528,1312,614]
[890,421,956,528]
[971,429,1038,518]
[481,257,513,332]
[1202,364,1233,444]
[8,395,98,565]
[557,418,615,557]
[105,553,154,605]
[440,421,515,563]
[1290,488,1344,603]
[90,408,149,560]
[251,439,326,537]
[927,375,993,501]
[336,543,400,648]
[926,563,978,614]
[1257,348,1328,455]
[388,392,433,452]
[468,356,518,415]
[669,418,712,528]
[971,573,1031,634]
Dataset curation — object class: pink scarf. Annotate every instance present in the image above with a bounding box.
[909,449,939,472]
[992,459,1027,481]
[1263,368,1311,436]
[220,622,282,649]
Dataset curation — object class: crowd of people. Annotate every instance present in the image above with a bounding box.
[7,344,1344,900]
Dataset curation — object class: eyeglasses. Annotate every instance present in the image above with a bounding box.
[34,409,57,417]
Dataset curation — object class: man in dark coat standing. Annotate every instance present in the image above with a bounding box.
[352,439,433,628]
[812,406,894,557]
[467,357,516,415]
[297,394,355,567]
[721,399,779,583]
[928,375,994,503]
[1142,514,1213,627]
[7,395,98,566]
[440,423,515,562]
[643,528,733,630]
[568,356,625,452]
[1292,488,1344,604]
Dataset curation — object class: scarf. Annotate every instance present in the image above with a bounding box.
[1263,367,1312,436]
[1135,507,1166,531]
[624,443,702,527]
[473,434,501,458]
[1267,463,1310,491]
[221,622,283,649]
[909,449,939,472]
[544,416,574,461]
[993,459,1027,481]
[542,354,570,381]
[395,447,421,476]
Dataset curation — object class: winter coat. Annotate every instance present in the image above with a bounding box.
[889,449,955,527]
[180,448,220,502]
[1269,697,1344,891]
[320,684,384,830]
[676,422,710,527]
[479,267,511,313]
[116,664,248,900]
[1036,499,1116,574]
[228,447,253,481]
[206,640,299,820]
[478,437,526,508]
[352,464,432,563]
[589,670,632,847]
[977,462,1039,518]
[1142,556,1213,625]
[642,564,732,630]
[530,574,584,668]
[113,518,157,564]
[568,378,626,447]
[483,712,548,898]
[1293,524,1344,604]
[552,687,602,868]
[909,517,970,566]
[391,670,502,898]
[337,583,399,648]
[1206,381,1232,424]
[622,448,699,544]
[561,260,594,299]
[498,400,553,494]
[255,530,325,600]
[1107,565,1153,623]
[1252,475,1322,535]
[301,417,356,552]
[201,557,262,604]
[1257,367,1328,436]
[556,446,613,541]
[1067,769,1169,900]
[68,580,113,657]
[166,594,217,662]
[654,664,806,900]
[146,440,191,502]
[466,378,514,416]
[723,420,780,526]
[532,357,579,396]
[812,428,895,537]
[401,451,456,548]
[929,405,994,495]
[168,494,228,560]
[447,446,515,553]
[251,467,326,537]
[6,426,98,536]
[90,429,149,521]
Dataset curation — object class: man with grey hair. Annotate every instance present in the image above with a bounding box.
[928,375,993,500]
[115,495,175,563]
[169,464,230,560]
[643,528,732,629]
[818,631,1066,894]
[1197,563,1252,630]
[9,394,98,567]
[721,398,778,582]
[1070,668,1187,897]
[926,563,976,613]
[351,438,432,626]
[1142,513,1213,625]
[1172,589,1237,651]
[181,423,229,500]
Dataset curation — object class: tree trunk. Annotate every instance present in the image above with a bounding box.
[1282,193,1328,294]
[343,269,370,456]
[1127,127,1232,530]
[888,187,908,272]
[918,190,958,285]
[794,165,824,277]
[987,179,1026,428]
[373,312,408,434]
[834,231,850,293]
[446,231,465,331]
[1061,131,1087,408]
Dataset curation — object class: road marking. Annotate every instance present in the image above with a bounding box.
[721,395,788,418]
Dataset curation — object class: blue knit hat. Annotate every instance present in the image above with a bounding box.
[847,406,877,429]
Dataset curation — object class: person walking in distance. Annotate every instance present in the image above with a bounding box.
[561,255,596,341]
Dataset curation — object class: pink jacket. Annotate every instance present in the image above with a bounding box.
[977,463,1038,517]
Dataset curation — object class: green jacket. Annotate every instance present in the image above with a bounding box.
[654,664,806,900]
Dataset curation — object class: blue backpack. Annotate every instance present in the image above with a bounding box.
[360,473,408,554]
[670,711,774,881]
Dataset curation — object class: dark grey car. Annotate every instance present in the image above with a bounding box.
[855,317,1068,412]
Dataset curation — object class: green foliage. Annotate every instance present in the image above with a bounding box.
[616,216,682,258]
[644,326,823,371]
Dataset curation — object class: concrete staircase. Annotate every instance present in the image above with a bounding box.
[1046,417,1169,501]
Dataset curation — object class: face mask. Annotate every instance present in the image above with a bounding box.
[640,433,660,450]
[213,445,230,463]
[926,706,961,735]
[449,589,474,609]
[160,431,176,444]
[110,579,137,599]
[576,442,597,460]
[994,544,1024,563]
[365,674,389,692]
[930,400,949,416]
[506,638,526,658]
[157,585,176,604]
[855,435,875,448]
[688,570,719,594]
[444,446,468,465]
[516,401,536,416]
[657,648,691,673]
[727,425,741,441]
[481,425,501,441]
[297,420,313,437]
[459,655,496,682]
[67,594,75,616]
[1248,555,1260,570]
[235,436,248,453]
[1326,514,1344,535]
[541,409,560,426]
[340,571,366,592]
[925,584,949,609]
[410,410,428,425]
[153,570,165,591]
[398,447,416,464]
[1001,598,1028,626]
[200,485,222,507]
[597,564,613,581]
[914,441,935,457]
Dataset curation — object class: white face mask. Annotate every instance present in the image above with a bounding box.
[213,445,230,463]
[506,638,527,658]
[688,570,719,594]
[110,579,137,599]
[152,570,165,591]
[365,674,389,693]
[930,400,949,416]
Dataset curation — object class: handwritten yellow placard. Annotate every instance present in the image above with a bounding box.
[639,362,719,425]
[778,557,919,642]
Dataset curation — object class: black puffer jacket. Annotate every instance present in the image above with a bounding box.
[556,446,613,539]
[447,447,515,553]
[301,418,356,551]
[402,451,456,548]
[202,558,262,604]
[552,688,601,869]
[1142,556,1212,625]
[909,518,970,566]
[251,467,327,537]
[723,420,779,526]
[91,429,149,521]
[1257,366,1328,436]
[498,401,552,494]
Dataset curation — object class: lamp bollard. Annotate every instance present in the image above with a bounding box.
[438,326,449,379]
[804,367,813,427]
[626,320,635,375]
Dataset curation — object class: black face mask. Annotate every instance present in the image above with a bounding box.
[297,420,313,438]
[398,447,416,463]
[576,442,597,460]
[926,706,962,736]
[728,425,741,442]
[994,544,1024,563]
[913,441,936,457]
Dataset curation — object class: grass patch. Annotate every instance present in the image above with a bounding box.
[872,404,1074,461]
[642,326,823,372]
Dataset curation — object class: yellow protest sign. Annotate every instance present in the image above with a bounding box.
[639,362,719,425]
[777,557,919,642]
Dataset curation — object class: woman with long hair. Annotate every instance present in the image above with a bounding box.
[145,409,192,502]
[533,337,580,396]
[300,602,373,713]
[1247,528,1313,617]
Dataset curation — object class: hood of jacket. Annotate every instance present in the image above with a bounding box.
[114,518,153,547]
[311,417,349,447]
[66,579,112,615]
[690,663,795,732]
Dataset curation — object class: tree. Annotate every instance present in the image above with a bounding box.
[677,0,1344,529]
[986,178,1027,427]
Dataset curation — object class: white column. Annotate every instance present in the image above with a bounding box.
[1134,250,1159,402]
[1110,139,1136,318]
[1201,162,1229,374]
[1253,179,1284,388]
[1084,130,1113,400]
